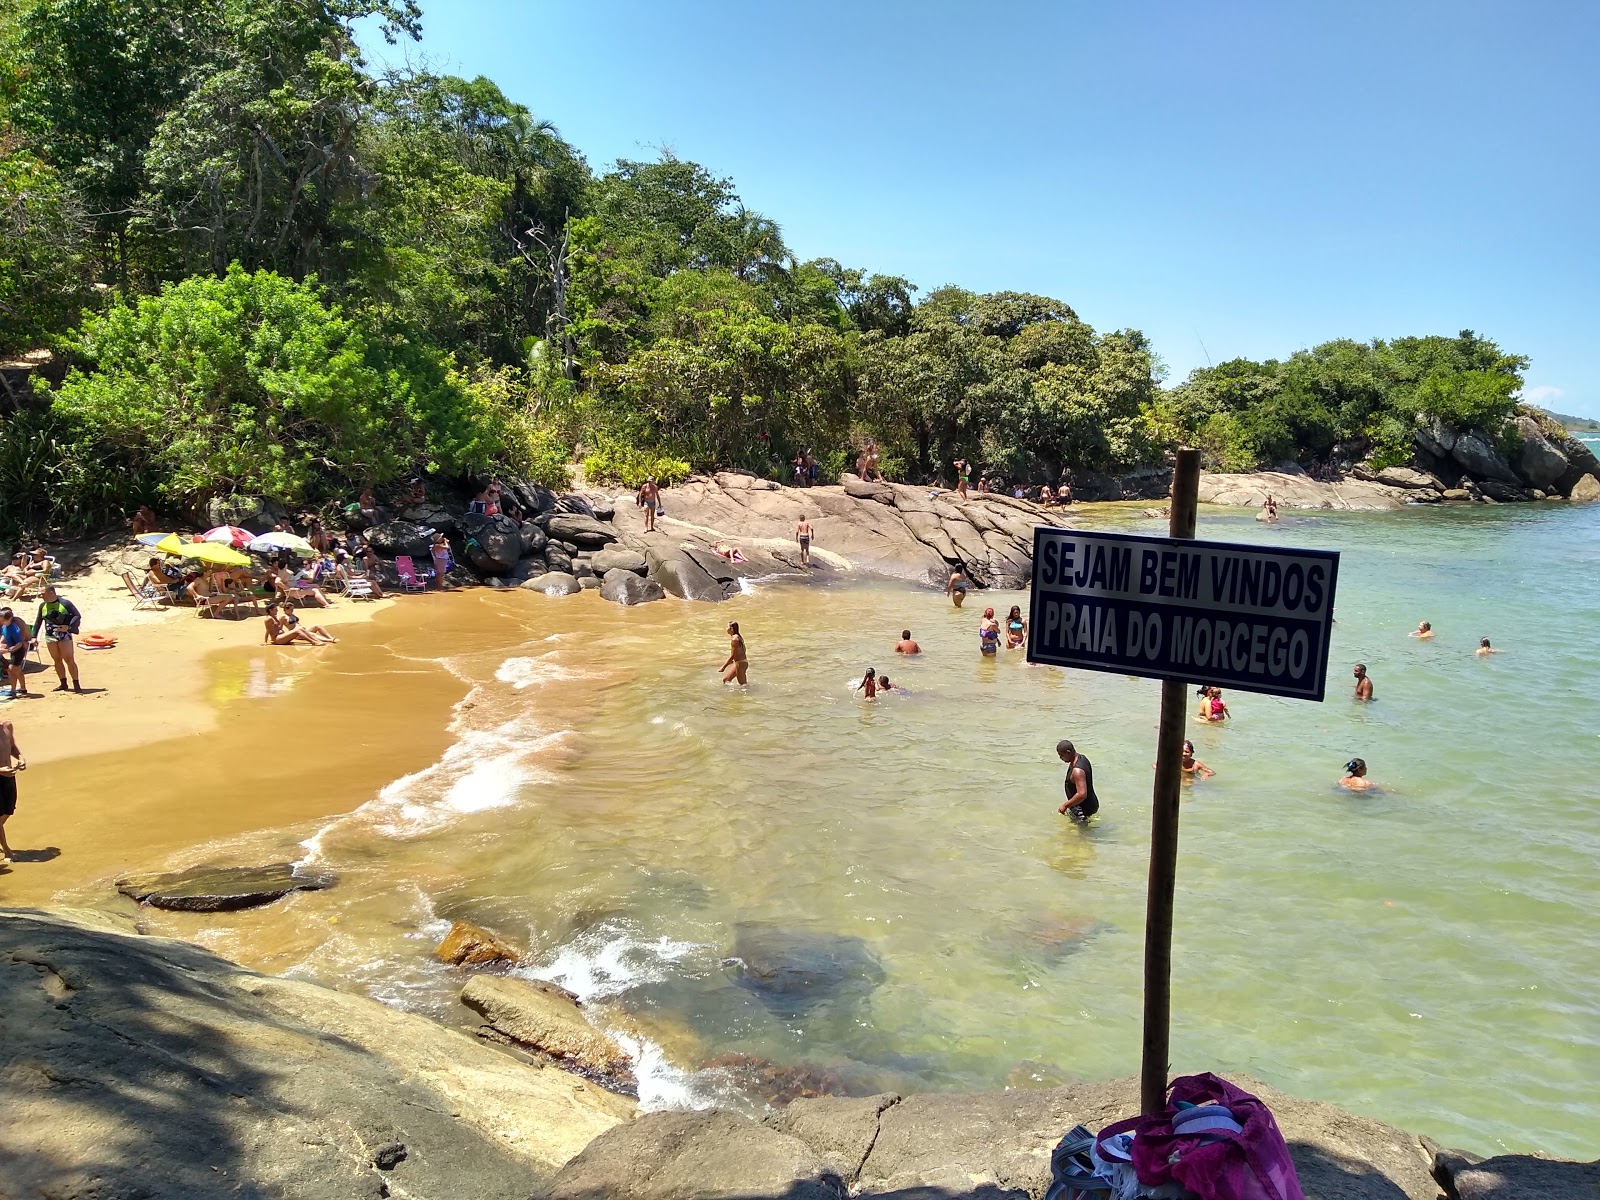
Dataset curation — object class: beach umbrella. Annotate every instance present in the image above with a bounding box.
[155,534,251,567]
[246,531,315,557]
[200,525,256,548]
[134,532,173,547]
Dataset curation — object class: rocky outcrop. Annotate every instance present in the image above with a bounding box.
[1198,472,1418,511]
[545,1075,1471,1200]
[459,512,525,575]
[1450,431,1520,484]
[600,568,665,606]
[461,975,635,1092]
[522,571,582,596]
[204,493,289,534]
[1569,473,1600,503]
[436,919,524,967]
[545,513,618,547]
[366,518,437,559]
[645,544,734,601]
[0,907,632,1199]
[116,862,336,912]
[1432,1146,1598,1200]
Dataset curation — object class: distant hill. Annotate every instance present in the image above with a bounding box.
[1535,407,1600,432]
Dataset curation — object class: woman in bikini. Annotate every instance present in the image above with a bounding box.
[978,607,1002,657]
[720,621,748,685]
[1004,604,1026,649]
[263,603,336,646]
[946,569,969,609]
[954,458,970,500]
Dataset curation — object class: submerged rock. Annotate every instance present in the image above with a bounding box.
[600,568,665,606]
[521,571,581,596]
[116,863,336,912]
[460,975,635,1092]
[435,920,523,968]
[732,923,886,1018]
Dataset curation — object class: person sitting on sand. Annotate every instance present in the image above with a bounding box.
[1197,686,1230,722]
[263,603,336,646]
[895,629,921,655]
[946,569,969,608]
[855,667,877,698]
[1352,663,1374,701]
[1339,757,1377,792]
[720,621,748,686]
[1004,605,1027,649]
[978,607,1002,656]
[273,564,331,609]
[147,557,184,603]
[1476,637,1500,656]
[1410,620,1434,639]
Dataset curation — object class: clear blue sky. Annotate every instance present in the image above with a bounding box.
[372,1,1600,416]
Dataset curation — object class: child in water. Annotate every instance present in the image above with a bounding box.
[1196,686,1230,722]
[1339,758,1377,792]
[1154,739,1214,780]
[855,667,877,698]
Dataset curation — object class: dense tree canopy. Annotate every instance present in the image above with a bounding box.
[0,0,1535,539]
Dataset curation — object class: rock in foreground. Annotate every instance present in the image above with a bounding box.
[116,862,336,911]
[435,919,524,967]
[462,974,637,1093]
[0,907,633,1199]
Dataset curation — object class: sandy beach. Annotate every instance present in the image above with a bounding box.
[0,560,468,907]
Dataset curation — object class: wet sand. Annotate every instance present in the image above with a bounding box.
[0,570,467,906]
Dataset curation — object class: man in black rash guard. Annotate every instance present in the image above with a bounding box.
[1056,739,1100,824]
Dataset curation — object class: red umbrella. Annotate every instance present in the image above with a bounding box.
[200,525,256,549]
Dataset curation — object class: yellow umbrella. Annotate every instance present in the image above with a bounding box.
[155,534,251,567]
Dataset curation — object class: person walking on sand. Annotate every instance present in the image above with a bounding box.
[1476,637,1501,657]
[795,514,814,566]
[1410,620,1434,639]
[946,568,970,609]
[855,667,877,698]
[721,621,748,686]
[954,458,970,500]
[1056,739,1101,824]
[0,607,29,698]
[31,586,81,692]
[1352,663,1374,701]
[1339,758,1377,792]
[895,629,921,655]
[638,477,661,533]
[0,720,24,861]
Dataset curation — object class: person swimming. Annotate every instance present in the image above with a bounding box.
[1196,686,1230,722]
[1339,757,1377,792]
[1004,605,1026,650]
[1476,637,1501,657]
[978,608,1001,656]
[855,667,877,698]
[1352,663,1374,701]
[1180,740,1214,779]
[877,674,897,693]
[895,629,921,654]
[946,569,969,608]
[1410,620,1434,639]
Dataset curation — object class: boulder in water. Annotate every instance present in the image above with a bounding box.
[600,568,665,606]
[1568,473,1600,502]
[1512,419,1571,488]
[117,863,336,912]
[646,546,729,602]
[460,975,635,1091]
[521,571,581,596]
[578,574,602,590]
[435,920,523,968]
[589,546,648,575]
[732,923,886,1018]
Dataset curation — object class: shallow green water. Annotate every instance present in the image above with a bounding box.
[173,502,1600,1157]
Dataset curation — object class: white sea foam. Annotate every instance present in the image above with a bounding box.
[496,652,583,690]
[612,1031,724,1111]
[519,925,703,1002]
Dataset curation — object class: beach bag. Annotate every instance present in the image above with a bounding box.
[1096,1074,1303,1200]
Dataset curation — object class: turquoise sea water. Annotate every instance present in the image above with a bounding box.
[144,501,1600,1159]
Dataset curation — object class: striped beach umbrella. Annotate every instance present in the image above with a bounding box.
[200,525,257,548]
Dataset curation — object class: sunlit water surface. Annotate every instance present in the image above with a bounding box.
[116,503,1600,1157]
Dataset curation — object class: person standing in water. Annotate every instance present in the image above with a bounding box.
[1352,663,1374,701]
[1056,739,1100,823]
[1410,621,1434,639]
[638,476,661,532]
[946,569,969,608]
[720,621,748,685]
[1339,758,1377,792]
[895,629,921,655]
[1158,739,1215,780]
[1476,638,1501,657]
[978,607,1001,656]
[794,514,813,567]
[855,668,877,698]
[1196,686,1230,722]
[1004,605,1026,649]
[0,719,23,862]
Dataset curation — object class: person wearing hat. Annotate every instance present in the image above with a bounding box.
[31,585,82,692]
[0,606,30,697]
[637,476,661,532]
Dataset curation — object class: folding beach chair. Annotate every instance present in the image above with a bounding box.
[393,555,431,593]
[121,571,166,611]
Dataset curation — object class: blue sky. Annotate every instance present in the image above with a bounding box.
[372,1,1600,416]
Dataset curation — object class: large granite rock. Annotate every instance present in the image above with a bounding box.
[520,519,550,556]
[1433,1147,1599,1200]
[600,568,665,606]
[1198,471,1414,511]
[459,513,525,575]
[436,920,523,967]
[544,1075,1469,1200]
[1451,430,1520,484]
[0,908,632,1199]
[1551,433,1600,495]
[1568,473,1600,502]
[841,475,894,503]
[646,545,730,602]
[116,863,336,912]
[522,571,581,596]
[546,543,575,574]
[1414,417,1459,458]
[546,514,618,547]
[204,494,289,534]
[1373,466,1445,491]
[590,546,648,575]
[460,975,634,1090]
[365,518,437,559]
[1067,469,1123,501]
[1512,419,1571,488]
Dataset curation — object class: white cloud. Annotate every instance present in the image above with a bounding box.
[1522,385,1565,405]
